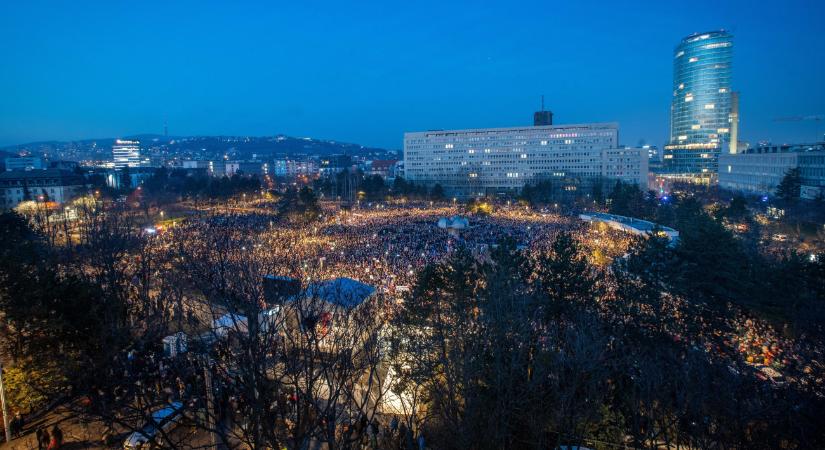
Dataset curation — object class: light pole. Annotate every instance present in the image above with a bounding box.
[0,357,12,443]
[202,356,218,449]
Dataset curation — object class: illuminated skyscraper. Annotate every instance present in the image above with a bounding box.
[112,139,141,168]
[662,30,733,181]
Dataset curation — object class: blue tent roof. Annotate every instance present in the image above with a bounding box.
[304,277,376,308]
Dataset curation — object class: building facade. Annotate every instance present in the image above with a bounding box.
[226,161,269,177]
[273,159,319,178]
[404,123,647,197]
[662,30,734,181]
[5,156,45,171]
[0,169,85,209]
[182,160,228,177]
[718,142,825,196]
[112,139,141,168]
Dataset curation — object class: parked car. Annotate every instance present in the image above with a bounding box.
[123,401,184,450]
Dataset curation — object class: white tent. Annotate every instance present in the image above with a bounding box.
[212,313,248,338]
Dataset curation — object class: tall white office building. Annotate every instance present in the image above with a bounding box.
[404,123,647,197]
[112,139,141,168]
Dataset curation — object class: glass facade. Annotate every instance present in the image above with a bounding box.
[663,30,733,179]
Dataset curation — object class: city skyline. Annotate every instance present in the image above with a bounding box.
[1,0,824,150]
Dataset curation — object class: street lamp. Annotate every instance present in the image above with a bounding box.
[0,357,11,443]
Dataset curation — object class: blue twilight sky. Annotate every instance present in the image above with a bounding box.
[1,0,823,150]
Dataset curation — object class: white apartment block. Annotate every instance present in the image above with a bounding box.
[404,123,646,197]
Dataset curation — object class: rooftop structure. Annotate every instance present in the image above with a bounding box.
[579,212,679,242]
[304,277,377,309]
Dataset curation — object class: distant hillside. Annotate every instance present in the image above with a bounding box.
[164,135,390,158]
[2,134,394,158]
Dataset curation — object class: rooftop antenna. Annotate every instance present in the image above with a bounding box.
[541,95,545,111]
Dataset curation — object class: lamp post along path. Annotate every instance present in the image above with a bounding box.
[0,357,11,443]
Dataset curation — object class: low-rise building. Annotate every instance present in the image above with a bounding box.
[367,159,399,179]
[226,161,269,177]
[718,142,825,196]
[182,160,227,177]
[5,156,45,171]
[0,169,85,209]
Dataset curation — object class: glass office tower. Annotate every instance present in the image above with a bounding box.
[663,30,733,181]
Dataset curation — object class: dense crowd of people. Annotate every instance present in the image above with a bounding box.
[142,201,825,396]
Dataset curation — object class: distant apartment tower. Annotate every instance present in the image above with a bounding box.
[404,122,647,197]
[273,159,319,178]
[662,30,734,181]
[112,139,141,168]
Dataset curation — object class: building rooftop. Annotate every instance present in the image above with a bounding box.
[0,168,83,181]
[738,142,825,154]
[580,212,679,239]
[681,30,731,44]
[304,277,376,309]
[406,122,619,137]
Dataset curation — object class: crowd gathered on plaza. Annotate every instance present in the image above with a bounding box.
[141,200,824,395]
[4,192,823,449]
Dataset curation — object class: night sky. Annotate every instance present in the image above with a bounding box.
[1,0,823,149]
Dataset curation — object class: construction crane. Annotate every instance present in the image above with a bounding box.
[774,115,825,142]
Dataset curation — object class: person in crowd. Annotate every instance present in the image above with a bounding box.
[36,427,49,450]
